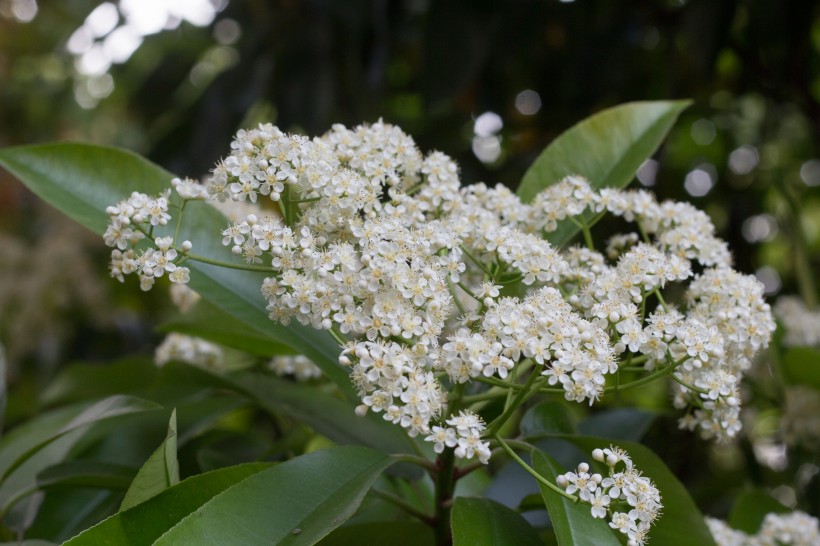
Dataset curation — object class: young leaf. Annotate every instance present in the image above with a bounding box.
[63,463,271,546]
[0,143,351,396]
[151,446,393,546]
[451,497,542,546]
[119,410,179,511]
[532,450,621,546]
[516,100,690,246]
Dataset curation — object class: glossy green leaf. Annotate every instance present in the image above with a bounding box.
[169,394,249,446]
[520,401,576,441]
[516,493,546,513]
[39,359,158,407]
[781,347,820,389]
[63,463,270,546]
[451,497,542,546]
[0,396,162,486]
[578,408,657,442]
[0,143,350,395]
[158,300,296,357]
[318,521,434,546]
[533,451,621,546]
[728,488,790,534]
[517,100,690,246]
[120,410,179,511]
[0,406,85,490]
[0,405,89,534]
[228,372,419,458]
[27,489,121,542]
[0,398,160,532]
[152,446,393,546]
[566,436,718,546]
[36,461,135,491]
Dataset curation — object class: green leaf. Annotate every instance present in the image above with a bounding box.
[0,397,161,533]
[63,463,270,546]
[158,300,296,357]
[0,406,85,492]
[728,488,790,534]
[120,410,179,511]
[37,461,135,491]
[533,451,621,546]
[781,347,820,389]
[516,493,546,513]
[0,396,162,496]
[517,100,691,246]
[26,489,121,542]
[228,372,418,457]
[566,436,718,546]
[0,143,350,396]
[520,401,576,441]
[578,408,657,442]
[39,359,158,407]
[451,497,542,546]
[318,521,434,546]
[152,446,393,546]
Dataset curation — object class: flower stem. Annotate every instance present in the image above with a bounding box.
[460,245,493,276]
[433,449,456,546]
[493,435,579,503]
[372,488,435,526]
[187,253,273,273]
[486,362,539,435]
[173,199,187,243]
[447,280,468,316]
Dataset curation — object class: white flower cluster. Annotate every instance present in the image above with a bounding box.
[426,410,491,463]
[671,268,776,441]
[269,354,323,381]
[706,511,820,546]
[556,445,662,546]
[103,177,208,290]
[106,119,777,461]
[204,122,776,451]
[774,296,820,348]
[155,333,225,371]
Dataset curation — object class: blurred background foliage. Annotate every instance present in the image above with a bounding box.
[0,0,819,527]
